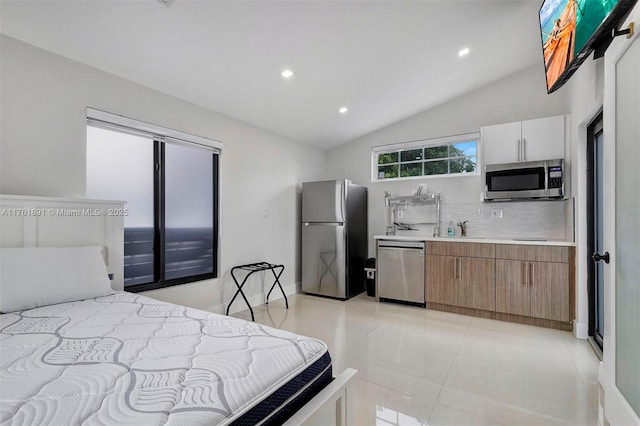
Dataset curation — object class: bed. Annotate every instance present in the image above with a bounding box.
[0,195,355,425]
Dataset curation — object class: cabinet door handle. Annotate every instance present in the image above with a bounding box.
[522,138,527,161]
[453,258,457,279]
[523,261,528,286]
[530,262,534,286]
[458,258,462,281]
[517,139,521,161]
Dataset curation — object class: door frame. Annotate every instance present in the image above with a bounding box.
[600,9,640,425]
[585,110,604,353]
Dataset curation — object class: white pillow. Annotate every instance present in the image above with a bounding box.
[0,246,114,313]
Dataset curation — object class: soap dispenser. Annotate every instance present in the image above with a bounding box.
[447,221,455,237]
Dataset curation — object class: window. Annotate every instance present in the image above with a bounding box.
[372,133,479,182]
[86,109,221,292]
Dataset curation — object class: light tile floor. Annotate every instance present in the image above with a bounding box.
[232,293,600,425]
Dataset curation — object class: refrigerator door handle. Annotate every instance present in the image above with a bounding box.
[304,222,345,226]
[340,180,346,222]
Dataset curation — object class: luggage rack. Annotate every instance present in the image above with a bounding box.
[226,262,287,321]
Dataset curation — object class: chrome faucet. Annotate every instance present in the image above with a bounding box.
[457,220,468,237]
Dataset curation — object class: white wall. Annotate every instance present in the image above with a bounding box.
[565,50,604,340]
[326,64,571,255]
[0,35,327,313]
[563,7,637,343]
[568,5,640,425]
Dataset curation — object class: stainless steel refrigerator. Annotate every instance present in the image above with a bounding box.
[301,179,367,299]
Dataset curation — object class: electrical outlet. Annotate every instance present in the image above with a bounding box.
[262,208,270,219]
[476,208,482,217]
[490,208,503,219]
[396,210,404,219]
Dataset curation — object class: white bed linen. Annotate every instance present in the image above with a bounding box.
[0,292,328,425]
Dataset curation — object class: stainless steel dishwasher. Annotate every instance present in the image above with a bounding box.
[376,240,425,306]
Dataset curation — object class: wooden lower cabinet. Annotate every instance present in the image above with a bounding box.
[427,242,573,329]
[460,257,496,311]
[531,261,570,322]
[496,259,570,322]
[426,255,458,306]
[496,259,531,317]
[426,254,495,310]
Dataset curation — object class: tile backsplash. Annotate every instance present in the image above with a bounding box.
[391,198,574,241]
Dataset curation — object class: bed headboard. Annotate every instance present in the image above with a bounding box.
[0,195,125,290]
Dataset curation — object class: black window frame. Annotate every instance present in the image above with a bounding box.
[125,139,219,293]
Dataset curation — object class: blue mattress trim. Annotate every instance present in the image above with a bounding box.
[231,351,333,425]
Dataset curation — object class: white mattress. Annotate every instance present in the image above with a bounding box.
[0,292,329,425]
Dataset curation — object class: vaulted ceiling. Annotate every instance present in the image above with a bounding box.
[1,1,544,149]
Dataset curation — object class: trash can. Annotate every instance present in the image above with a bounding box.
[364,258,376,297]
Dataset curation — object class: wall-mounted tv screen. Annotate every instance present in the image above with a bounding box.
[540,0,638,93]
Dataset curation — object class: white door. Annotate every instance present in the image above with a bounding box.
[601,18,640,425]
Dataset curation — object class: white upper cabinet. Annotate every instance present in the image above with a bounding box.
[482,115,566,165]
[481,121,522,165]
[520,116,565,162]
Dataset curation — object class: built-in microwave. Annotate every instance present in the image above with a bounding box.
[484,159,564,201]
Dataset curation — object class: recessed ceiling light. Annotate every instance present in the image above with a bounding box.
[281,69,294,79]
[458,47,470,57]
[338,107,349,114]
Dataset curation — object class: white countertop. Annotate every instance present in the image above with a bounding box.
[374,234,575,247]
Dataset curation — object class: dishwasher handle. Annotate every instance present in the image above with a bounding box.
[378,240,425,250]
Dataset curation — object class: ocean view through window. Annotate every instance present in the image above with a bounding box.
[86,120,219,292]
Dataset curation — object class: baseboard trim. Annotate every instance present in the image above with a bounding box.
[426,302,573,331]
[210,303,226,315]
[601,372,640,426]
[225,282,299,316]
[573,320,589,339]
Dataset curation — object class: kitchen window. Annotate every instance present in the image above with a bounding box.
[85,108,221,292]
[372,133,479,182]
